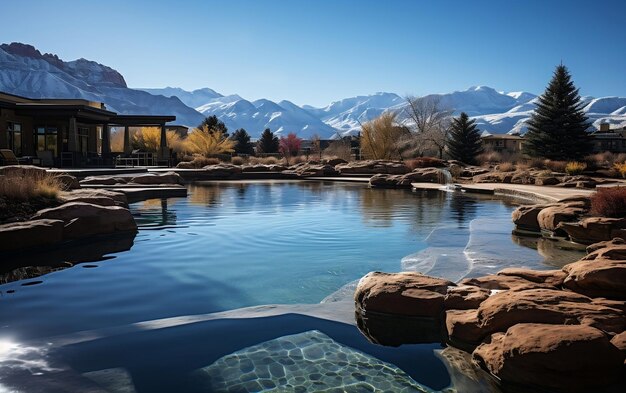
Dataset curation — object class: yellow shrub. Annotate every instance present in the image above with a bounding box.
[565,161,587,175]
[132,127,183,152]
[183,126,235,156]
[613,162,626,178]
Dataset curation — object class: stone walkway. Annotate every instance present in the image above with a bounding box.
[412,182,596,202]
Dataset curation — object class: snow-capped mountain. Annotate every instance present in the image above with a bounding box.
[303,92,406,136]
[188,94,339,139]
[2,42,625,138]
[140,87,223,109]
[0,43,204,126]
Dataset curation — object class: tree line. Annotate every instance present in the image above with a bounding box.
[360,63,591,164]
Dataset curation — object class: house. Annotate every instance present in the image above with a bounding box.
[0,91,175,167]
[481,134,524,154]
[589,123,626,153]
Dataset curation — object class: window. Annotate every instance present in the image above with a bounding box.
[78,127,89,153]
[496,140,505,147]
[7,122,22,156]
[34,126,58,156]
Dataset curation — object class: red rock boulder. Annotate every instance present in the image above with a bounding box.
[473,323,624,393]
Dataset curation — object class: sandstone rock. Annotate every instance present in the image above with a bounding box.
[0,219,64,252]
[557,195,592,207]
[80,176,128,185]
[534,176,560,186]
[324,158,347,167]
[592,298,626,313]
[476,288,626,335]
[461,167,489,177]
[510,171,535,185]
[559,217,626,245]
[473,323,624,393]
[241,164,287,173]
[459,274,556,291]
[335,160,410,175]
[175,161,196,169]
[562,258,626,300]
[354,271,454,317]
[584,237,626,260]
[496,268,567,287]
[611,331,626,356]
[369,168,445,188]
[53,174,80,190]
[368,174,407,189]
[59,189,128,207]
[511,204,551,233]
[408,168,444,183]
[473,172,513,183]
[445,309,483,349]
[32,202,137,240]
[444,286,490,310]
[292,163,337,177]
[537,201,588,232]
[130,171,184,185]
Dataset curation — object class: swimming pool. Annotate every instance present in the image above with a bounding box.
[0,181,584,392]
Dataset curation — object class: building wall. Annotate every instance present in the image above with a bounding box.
[0,107,35,156]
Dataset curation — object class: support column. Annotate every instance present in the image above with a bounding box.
[102,123,111,160]
[123,125,131,155]
[158,124,168,161]
[68,117,78,152]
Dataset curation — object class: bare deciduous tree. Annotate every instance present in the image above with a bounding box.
[397,96,453,158]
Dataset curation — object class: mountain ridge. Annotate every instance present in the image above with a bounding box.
[1,42,625,139]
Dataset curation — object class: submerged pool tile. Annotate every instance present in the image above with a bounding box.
[192,330,434,392]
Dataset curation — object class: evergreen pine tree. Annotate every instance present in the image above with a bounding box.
[523,64,591,160]
[257,128,279,154]
[231,128,255,155]
[198,115,229,138]
[446,112,483,164]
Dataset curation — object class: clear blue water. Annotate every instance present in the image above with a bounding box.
[0,181,584,392]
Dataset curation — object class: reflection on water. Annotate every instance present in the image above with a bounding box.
[0,182,582,343]
[0,182,587,393]
[0,232,136,285]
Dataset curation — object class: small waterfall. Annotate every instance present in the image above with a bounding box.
[438,168,452,185]
[437,168,459,192]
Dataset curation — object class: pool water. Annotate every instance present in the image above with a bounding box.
[0,181,584,392]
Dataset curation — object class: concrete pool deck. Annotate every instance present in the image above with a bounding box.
[412,182,597,203]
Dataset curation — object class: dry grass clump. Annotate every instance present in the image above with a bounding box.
[543,160,568,173]
[565,161,587,175]
[524,157,544,169]
[497,162,515,172]
[290,155,306,165]
[476,151,502,165]
[591,187,626,217]
[231,156,245,165]
[585,152,615,169]
[405,157,446,169]
[613,162,626,178]
[323,140,353,162]
[249,156,280,165]
[515,162,530,171]
[0,171,62,200]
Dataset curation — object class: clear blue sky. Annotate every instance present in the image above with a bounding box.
[4,0,625,106]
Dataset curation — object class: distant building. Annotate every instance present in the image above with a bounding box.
[481,134,524,154]
[589,123,626,153]
[0,90,175,167]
